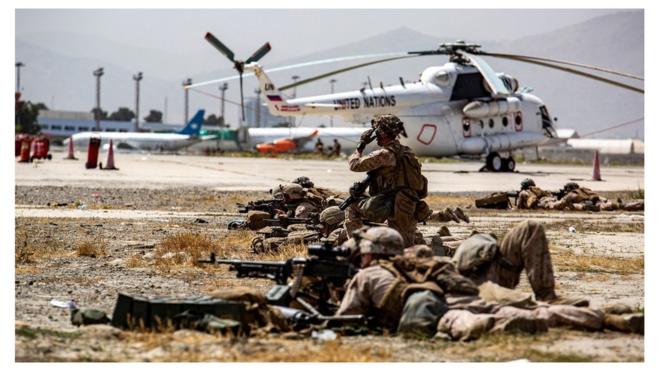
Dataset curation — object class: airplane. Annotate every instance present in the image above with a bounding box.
[248,127,365,154]
[190,34,643,172]
[67,110,207,152]
[253,129,319,153]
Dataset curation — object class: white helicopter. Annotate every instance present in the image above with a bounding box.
[189,33,643,172]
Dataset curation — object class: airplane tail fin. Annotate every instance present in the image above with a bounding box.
[178,109,205,136]
[246,64,300,116]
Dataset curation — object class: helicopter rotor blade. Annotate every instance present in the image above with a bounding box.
[187,51,415,89]
[482,52,643,81]
[205,32,236,63]
[278,55,419,91]
[460,51,511,97]
[246,42,272,64]
[484,54,644,94]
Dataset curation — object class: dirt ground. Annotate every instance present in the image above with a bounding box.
[14,185,644,362]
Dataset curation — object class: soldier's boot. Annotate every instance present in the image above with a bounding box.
[445,207,461,223]
[437,225,451,237]
[604,313,644,335]
[454,207,470,223]
[602,303,633,315]
[498,317,549,334]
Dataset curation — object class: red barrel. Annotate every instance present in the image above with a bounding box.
[86,137,101,169]
[18,139,31,163]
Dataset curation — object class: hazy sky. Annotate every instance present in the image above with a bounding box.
[16,9,621,63]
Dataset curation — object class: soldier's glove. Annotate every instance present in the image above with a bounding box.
[357,128,375,152]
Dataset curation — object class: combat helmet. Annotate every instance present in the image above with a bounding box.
[319,206,344,227]
[353,226,404,256]
[273,183,306,201]
[520,178,536,190]
[371,114,408,138]
[292,176,314,188]
[563,182,580,192]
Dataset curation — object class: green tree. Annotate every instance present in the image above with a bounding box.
[108,107,136,122]
[90,108,109,120]
[204,113,222,126]
[15,93,48,134]
[144,110,163,123]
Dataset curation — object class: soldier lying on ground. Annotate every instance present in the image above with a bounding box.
[335,224,643,339]
[426,207,470,223]
[250,205,349,253]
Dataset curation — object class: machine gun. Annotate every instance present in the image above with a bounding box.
[199,241,356,315]
[236,198,287,214]
[263,213,320,228]
[339,171,374,210]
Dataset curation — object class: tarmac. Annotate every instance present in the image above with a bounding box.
[15,148,644,193]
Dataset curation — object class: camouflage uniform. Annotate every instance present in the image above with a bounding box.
[250,226,319,253]
[345,114,427,247]
[331,139,342,157]
[272,183,321,218]
[336,227,404,325]
[319,206,349,245]
[427,207,470,223]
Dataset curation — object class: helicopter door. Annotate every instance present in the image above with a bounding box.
[416,124,437,145]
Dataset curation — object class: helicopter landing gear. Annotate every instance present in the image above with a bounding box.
[484,152,516,172]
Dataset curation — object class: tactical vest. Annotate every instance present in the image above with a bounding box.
[568,187,599,203]
[369,142,427,198]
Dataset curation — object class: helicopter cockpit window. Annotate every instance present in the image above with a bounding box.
[434,71,451,86]
[450,73,491,101]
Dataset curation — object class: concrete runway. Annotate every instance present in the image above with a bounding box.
[15,148,644,192]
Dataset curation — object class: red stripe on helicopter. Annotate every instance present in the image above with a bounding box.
[267,95,283,102]
[279,105,300,112]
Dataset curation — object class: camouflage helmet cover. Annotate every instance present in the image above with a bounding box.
[520,178,536,190]
[563,182,580,192]
[353,226,404,256]
[292,176,314,188]
[371,114,408,138]
[274,183,306,200]
[319,206,345,226]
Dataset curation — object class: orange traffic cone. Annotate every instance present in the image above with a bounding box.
[100,139,118,170]
[592,150,602,181]
[64,137,77,160]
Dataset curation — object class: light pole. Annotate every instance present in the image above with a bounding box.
[329,78,337,127]
[133,72,143,132]
[219,82,228,126]
[254,88,262,128]
[93,67,104,131]
[182,78,192,124]
[15,62,25,92]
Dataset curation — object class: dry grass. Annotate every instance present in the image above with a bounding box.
[15,226,67,264]
[76,239,108,258]
[552,251,644,275]
[154,232,220,272]
[232,340,392,362]
[425,193,475,209]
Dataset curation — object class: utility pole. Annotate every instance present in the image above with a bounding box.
[93,67,104,131]
[182,78,192,123]
[133,72,143,132]
[255,88,262,128]
[15,62,25,92]
[330,78,337,127]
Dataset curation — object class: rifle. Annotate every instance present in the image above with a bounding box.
[273,305,368,330]
[263,214,319,228]
[199,242,356,314]
[236,198,287,214]
[339,171,374,210]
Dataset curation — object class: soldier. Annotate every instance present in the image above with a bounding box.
[335,224,643,338]
[330,139,342,157]
[515,178,563,210]
[318,206,348,245]
[314,138,325,155]
[292,176,336,206]
[271,183,320,219]
[335,226,406,329]
[345,114,428,247]
[560,182,644,212]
